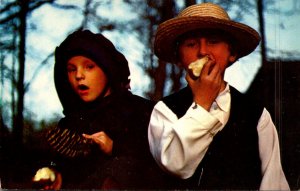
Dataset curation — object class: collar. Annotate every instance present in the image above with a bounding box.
[214,83,231,112]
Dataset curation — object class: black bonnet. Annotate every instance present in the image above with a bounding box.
[54,29,130,113]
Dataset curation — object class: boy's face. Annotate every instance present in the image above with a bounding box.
[178,31,237,76]
[67,56,111,102]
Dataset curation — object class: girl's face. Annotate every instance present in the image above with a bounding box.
[178,32,237,76]
[67,56,111,102]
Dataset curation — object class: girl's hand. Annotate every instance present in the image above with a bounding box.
[83,131,113,155]
[44,172,62,190]
[32,168,62,190]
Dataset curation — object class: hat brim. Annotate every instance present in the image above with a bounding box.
[154,16,261,63]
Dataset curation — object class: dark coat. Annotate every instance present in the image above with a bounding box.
[47,92,157,189]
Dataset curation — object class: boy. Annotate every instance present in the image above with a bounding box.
[148,2,290,190]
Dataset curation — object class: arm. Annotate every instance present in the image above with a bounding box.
[258,108,290,190]
[148,101,222,179]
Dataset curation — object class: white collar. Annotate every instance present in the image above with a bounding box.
[214,83,231,112]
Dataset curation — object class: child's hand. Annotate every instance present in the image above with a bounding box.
[186,60,223,111]
[83,131,113,155]
[45,172,62,190]
[32,167,62,190]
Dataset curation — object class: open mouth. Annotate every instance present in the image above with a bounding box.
[78,84,89,91]
[77,84,89,95]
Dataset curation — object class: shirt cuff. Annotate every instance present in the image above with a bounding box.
[185,103,222,136]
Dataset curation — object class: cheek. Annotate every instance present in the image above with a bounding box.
[214,55,231,73]
[178,48,197,68]
[92,73,108,90]
[214,46,233,66]
[67,73,72,82]
[67,74,76,89]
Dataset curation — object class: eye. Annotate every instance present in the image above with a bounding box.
[86,64,95,70]
[182,39,198,48]
[67,65,76,73]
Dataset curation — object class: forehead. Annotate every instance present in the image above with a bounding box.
[67,55,95,65]
[177,29,234,42]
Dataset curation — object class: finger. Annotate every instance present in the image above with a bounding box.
[207,62,220,78]
[93,134,106,144]
[82,133,93,140]
[201,60,213,75]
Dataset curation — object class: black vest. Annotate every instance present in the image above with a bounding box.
[162,86,263,189]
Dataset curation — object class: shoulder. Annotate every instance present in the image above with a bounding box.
[162,86,193,108]
[115,92,155,118]
[230,86,264,118]
[162,87,193,118]
[162,86,192,103]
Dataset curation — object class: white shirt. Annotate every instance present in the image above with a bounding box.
[148,84,290,190]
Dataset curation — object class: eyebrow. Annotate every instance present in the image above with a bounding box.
[66,62,76,67]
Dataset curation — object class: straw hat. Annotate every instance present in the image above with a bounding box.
[154,2,261,63]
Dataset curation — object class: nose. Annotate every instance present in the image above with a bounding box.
[197,39,208,57]
[75,69,85,81]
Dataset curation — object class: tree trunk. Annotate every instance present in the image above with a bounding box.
[257,0,266,62]
[13,0,28,146]
[147,0,176,101]
[185,0,196,6]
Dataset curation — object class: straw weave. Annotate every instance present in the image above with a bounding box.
[179,3,230,20]
[154,3,260,63]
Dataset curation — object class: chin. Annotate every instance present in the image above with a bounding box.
[81,96,98,102]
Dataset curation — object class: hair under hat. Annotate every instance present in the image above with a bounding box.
[154,2,261,63]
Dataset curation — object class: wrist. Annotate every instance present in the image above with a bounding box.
[193,99,212,111]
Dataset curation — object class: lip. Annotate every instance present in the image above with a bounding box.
[77,84,89,95]
[78,89,89,95]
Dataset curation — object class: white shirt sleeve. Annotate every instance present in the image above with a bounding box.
[258,108,290,190]
[148,99,290,189]
[148,101,223,179]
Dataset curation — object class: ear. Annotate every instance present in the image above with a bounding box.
[229,54,237,63]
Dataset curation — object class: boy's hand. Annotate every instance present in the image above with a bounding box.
[83,131,113,155]
[186,60,223,111]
